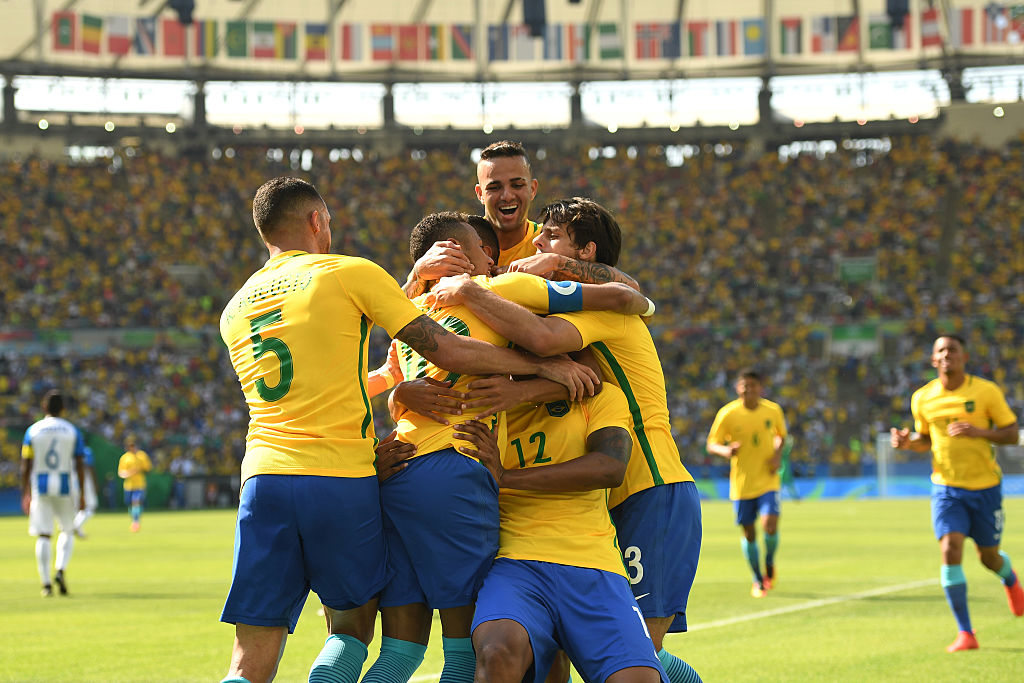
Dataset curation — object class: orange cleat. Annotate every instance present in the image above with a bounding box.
[946,630,978,653]
[751,582,766,598]
[130,521,141,533]
[763,576,774,591]
[1006,572,1024,617]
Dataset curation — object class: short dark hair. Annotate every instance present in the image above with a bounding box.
[479,140,532,173]
[409,211,473,263]
[936,334,966,349]
[252,177,324,239]
[737,369,763,384]
[42,390,64,416]
[466,215,499,258]
[537,197,622,267]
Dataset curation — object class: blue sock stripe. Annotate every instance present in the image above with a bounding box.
[657,648,703,683]
[361,636,427,683]
[439,637,475,683]
[308,633,367,683]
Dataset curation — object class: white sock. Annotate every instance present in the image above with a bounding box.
[36,537,52,585]
[73,509,93,530]
[55,532,73,571]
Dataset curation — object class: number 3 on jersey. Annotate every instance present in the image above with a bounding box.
[249,309,293,401]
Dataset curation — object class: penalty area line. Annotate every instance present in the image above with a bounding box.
[687,579,934,632]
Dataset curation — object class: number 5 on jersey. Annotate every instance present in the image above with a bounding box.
[249,309,293,401]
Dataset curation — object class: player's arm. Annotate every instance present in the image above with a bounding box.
[946,420,1019,444]
[366,340,406,398]
[19,447,32,515]
[390,378,467,425]
[889,428,932,451]
[402,240,473,298]
[456,420,631,491]
[506,253,642,291]
[707,441,741,458]
[394,314,598,401]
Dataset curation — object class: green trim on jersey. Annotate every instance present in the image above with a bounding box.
[357,316,377,445]
[592,341,665,486]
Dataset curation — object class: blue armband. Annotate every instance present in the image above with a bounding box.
[546,280,583,313]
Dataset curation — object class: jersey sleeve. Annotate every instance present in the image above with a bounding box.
[707,406,731,446]
[21,429,33,459]
[74,429,87,459]
[550,310,627,347]
[340,258,423,337]
[911,388,928,435]
[484,272,586,314]
[985,382,1017,428]
[582,384,631,437]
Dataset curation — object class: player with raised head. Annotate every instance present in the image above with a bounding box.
[429,197,702,683]
[118,434,151,533]
[707,370,788,598]
[217,178,597,683]
[363,210,650,683]
[21,390,87,597]
[890,334,1023,653]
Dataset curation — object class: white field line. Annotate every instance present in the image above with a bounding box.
[405,578,933,680]
[687,579,934,631]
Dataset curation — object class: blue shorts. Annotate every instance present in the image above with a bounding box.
[610,482,702,632]
[379,448,499,609]
[472,558,668,683]
[931,483,1004,547]
[220,474,389,633]
[734,490,780,526]
[124,489,145,507]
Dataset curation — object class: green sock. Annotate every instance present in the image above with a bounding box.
[764,532,779,571]
[657,648,702,683]
[219,678,250,683]
[439,636,475,683]
[308,634,367,683]
[741,538,762,583]
[997,550,1016,586]
[362,636,427,682]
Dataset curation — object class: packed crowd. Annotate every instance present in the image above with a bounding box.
[2,133,1023,483]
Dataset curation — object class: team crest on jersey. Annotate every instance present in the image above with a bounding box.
[545,400,570,417]
[964,400,975,413]
[765,419,772,428]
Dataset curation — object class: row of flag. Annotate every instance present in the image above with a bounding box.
[52,7,1024,62]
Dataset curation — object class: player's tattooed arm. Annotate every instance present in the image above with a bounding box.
[586,426,632,473]
[500,425,631,492]
[553,256,641,291]
[394,315,445,355]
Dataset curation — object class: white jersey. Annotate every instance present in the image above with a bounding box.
[22,416,86,497]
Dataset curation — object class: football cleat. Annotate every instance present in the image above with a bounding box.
[1005,572,1024,617]
[751,582,766,598]
[130,521,141,533]
[41,585,54,598]
[946,630,978,653]
[54,570,67,595]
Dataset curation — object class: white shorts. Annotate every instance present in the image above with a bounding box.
[29,495,76,536]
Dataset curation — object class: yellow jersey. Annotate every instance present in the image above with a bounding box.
[118,450,152,491]
[395,272,568,457]
[220,251,421,484]
[498,384,631,577]
[707,398,788,500]
[497,220,541,267]
[552,310,695,509]
[912,375,1016,490]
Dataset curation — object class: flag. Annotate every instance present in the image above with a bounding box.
[837,16,859,52]
[984,5,1010,43]
[636,22,680,59]
[566,23,590,62]
[162,18,186,57]
[135,17,156,55]
[921,8,942,47]
[488,24,509,61]
[81,15,102,54]
[948,8,975,47]
[194,20,217,58]
[53,11,76,52]
[225,21,247,58]
[275,22,297,59]
[779,17,802,55]
[398,24,421,60]
[252,22,275,58]
[305,23,327,60]
[869,15,911,49]
[811,16,837,53]
[426,25,445,60]
[687,21,709,56]
[715,20,738,56]
[598,23,622,59]
[340,24,362,60]
[542,23,562,59]
[510,24,534,60]
[107,16,132,55]
[371,24,395,60]
[742,18,765,56]
[451,24,474,60]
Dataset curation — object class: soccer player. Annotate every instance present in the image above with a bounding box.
[118,434,152,533]
[217,178,597,683]
[429,198,702,683]
[463,385,668,682]
[707,369,788,598]
[21,390,87,597]
[73,445,98,538]
[404,140,639,297]
[890,334,1023,652]
[365,210,650,683]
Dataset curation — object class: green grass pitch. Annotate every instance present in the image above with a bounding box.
[2,497,1022,682]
